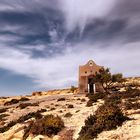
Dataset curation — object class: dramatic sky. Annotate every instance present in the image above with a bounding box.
[0,0,140,96]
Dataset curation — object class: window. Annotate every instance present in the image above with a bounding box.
[85,71,87,74]
[89,62,93,66]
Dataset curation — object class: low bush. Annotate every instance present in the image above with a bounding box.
[4,97,30,106]
[0,108,7,113]
[18,102,38,109]
[0,109,43,133]
[76,110,80,113]
[38,109,47,113]
[122,88,140,99]
[78,103,129,140]
[104,93,122,106]
[86,92,107,107]
[0,114,9,121]
[4,99,19,106]
[59,110,63,113]
[127,97,140,102]
[19,97,30,102]
[81,98,86,102]
[86,100,93,107]
[50,107,56,111]
[57,98,66,102]
[124,101,140,110]
[67,104,74,108]
[70,86,77,93]
[88,92,107,103]
[29,115,64,137]
[64,112,73,118]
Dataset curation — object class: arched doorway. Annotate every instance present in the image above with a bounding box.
[88,76,96,94]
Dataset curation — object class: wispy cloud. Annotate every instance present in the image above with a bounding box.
[0,41,140,90]
[0,0,139,95]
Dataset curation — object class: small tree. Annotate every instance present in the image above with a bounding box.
[94,68,124,92]
[70,86,77,93]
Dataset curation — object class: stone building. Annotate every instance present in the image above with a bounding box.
[79,60,104,94]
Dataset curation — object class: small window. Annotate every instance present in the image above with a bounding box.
[85,71,87,74]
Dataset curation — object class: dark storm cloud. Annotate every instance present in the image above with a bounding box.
[0,0,139,48]
[0,0,140,95]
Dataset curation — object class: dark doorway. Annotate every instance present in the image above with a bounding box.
[88,78,94,94]
[89,84,93,93]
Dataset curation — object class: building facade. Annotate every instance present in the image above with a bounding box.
[79,60,104,94]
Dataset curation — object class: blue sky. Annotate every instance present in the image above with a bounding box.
[0,0,140,96]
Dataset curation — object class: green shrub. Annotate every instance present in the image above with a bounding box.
[57,98,66,101]
[59,110,63,113]
[86,92,106,107]
[29,115,64,137]
[78,103,129,140]
[18,102,38,109]
[67,104,74,108]
[71,86,77,93]
[124,101,140,110]
[4,99,19,106]
[0,108,7,113]
[104,93,122,106]
[81,98,86,102]
[50,107,56,111]
[64,112,73,118]
[122,88,140,99]
[127,97,139,102]
[4,97,30,106]
[19,97,30,102]
[88,92,106,103]
[0,110,43,133]
[0,114,9,121]
[75,110,80,113]
[86,100,93,107]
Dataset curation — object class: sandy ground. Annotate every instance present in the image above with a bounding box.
[0,93,103,140]
[0,88,140,140]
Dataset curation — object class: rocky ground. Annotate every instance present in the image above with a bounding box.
[0,92,104,140]
[0,77,140,140]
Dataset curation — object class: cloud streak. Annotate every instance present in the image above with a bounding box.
[0,0,139,95]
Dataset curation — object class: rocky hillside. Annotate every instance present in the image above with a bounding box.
[0,77,140,140]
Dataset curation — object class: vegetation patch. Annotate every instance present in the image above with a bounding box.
[50,107,56,111]
[4,97,30,106]
[71,86,77,93]
[124,101,140,110]
[86,92,107,107]
[0,114,9,121]
[67,104,74,108]
[0,108,7,113]
[4,99,19,106]
[18,102,38,109]
[29,115,64,137]
[78,102,129,140]
[81,98,86,102]
[64,112,73,118]
[121,88,140,99]
[19,97,30,102]
[76,110,80,113]
[104,93,122,106]
[57,98,66,102]
[0,109,45,133]
[86,100,93,107]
